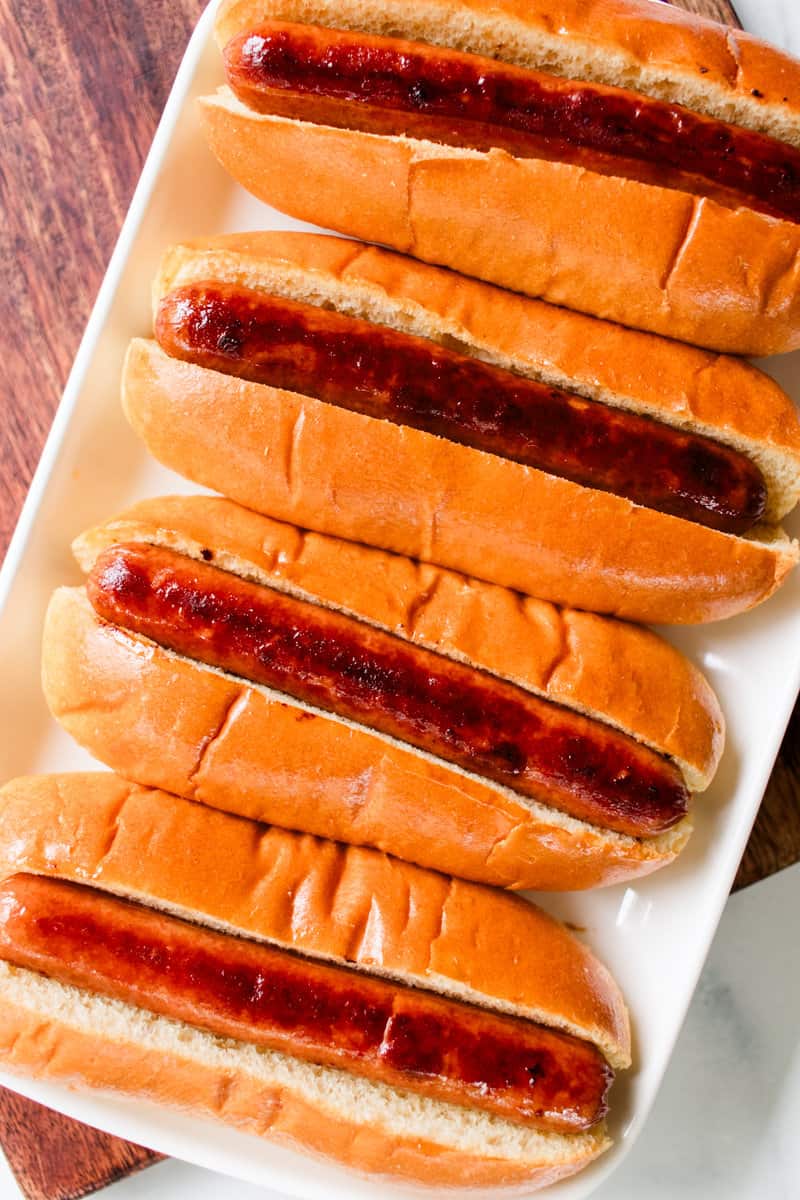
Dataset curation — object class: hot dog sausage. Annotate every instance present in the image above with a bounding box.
[224,22,800,225]
[155,283,767,536]
[0,873,612,1131]
[86,543,689,837]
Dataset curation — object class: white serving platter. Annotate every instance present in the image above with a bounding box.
[1,2,799,1197]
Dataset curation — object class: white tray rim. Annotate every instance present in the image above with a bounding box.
[0,2,799,1198]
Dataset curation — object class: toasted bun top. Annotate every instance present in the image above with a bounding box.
[215,0,800,147]
[154,233,800,524]
[0,774,630,1066]
[73,495,724,792]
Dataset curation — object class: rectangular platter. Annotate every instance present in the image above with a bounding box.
[0,2,798,1197]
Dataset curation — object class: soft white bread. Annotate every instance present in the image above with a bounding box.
[0,773,629,1187]
[126,233,800,624]
[199,1,800,355]
[42,494,720,891]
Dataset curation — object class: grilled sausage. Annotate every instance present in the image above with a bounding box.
[86,542,690,838]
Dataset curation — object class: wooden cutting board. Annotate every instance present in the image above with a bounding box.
[1,0,796,1197]
[0,1094,160,1200]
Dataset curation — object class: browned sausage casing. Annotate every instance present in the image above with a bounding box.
[224,21,800,225]
[0,874,613,1131]
[155,283,767,536]
[86,543,689,838]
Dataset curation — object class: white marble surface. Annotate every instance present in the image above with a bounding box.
[736,0,800,57]
[1,861,796,1200]
[0,1,798,1197]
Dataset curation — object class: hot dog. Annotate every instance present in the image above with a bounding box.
[123,233,800,624]
[224,21,800,225]
[0,773,630,1188]
[86,540,689,838]
[154,283,767,535]
[199,0,800,356]
[43,494,724,890]
[0,873,612,1134]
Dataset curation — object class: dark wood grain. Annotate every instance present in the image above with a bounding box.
[0,0,793,1195]
[0,0,206,555]
[663,0,740,23]
[0,1093,160,1200]
[734,702,800,888]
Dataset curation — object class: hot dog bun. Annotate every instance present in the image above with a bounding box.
[42,494,723,890]
[0,773,628,1188]
[199,0,800,355]
[123,232,800,624]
